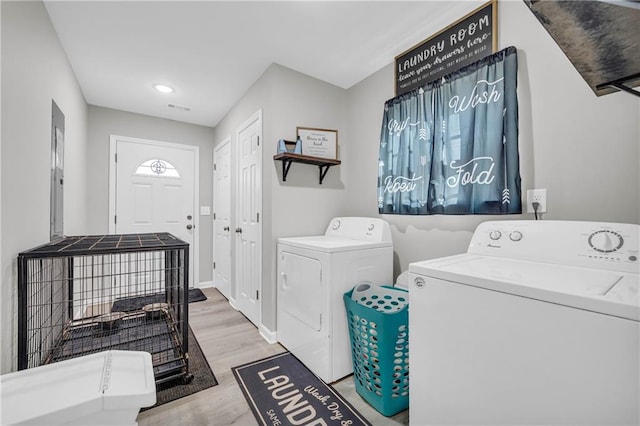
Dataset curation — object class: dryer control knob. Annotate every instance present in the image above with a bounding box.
[489,230,502,240]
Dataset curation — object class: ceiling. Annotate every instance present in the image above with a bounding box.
[43,1,485,127]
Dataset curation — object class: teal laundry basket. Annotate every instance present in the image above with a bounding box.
[343,283,409,417]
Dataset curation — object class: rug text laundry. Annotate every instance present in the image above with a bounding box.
[258,365,353,426]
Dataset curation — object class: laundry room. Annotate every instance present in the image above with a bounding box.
[1,1,638,425]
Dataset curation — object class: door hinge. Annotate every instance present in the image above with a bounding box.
[213,261,216,269]
[257,136,260,146]
[115,153,117,162]
[114,215,117,224]
[213,163,216,171]
[257,212,259,223]
[213,212,216,220]
[256,290,259,300]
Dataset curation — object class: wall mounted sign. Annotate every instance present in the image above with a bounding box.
[395,0,497,96]
[297,127,338,160]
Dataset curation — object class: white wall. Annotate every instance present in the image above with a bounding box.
[87,106,216,284]
[1,1,88,374]
[212,63,348,332]
[346,1,640,278]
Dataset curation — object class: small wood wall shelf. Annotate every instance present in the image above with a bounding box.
[273,152,341,184]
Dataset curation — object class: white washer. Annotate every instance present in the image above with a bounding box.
[409,220,639,426]
[277,217,393,383]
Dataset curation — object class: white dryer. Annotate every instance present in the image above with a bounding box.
[409,220,639,425]
[277,217,393,383]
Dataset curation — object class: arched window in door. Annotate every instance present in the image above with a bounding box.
[135,159,180,178]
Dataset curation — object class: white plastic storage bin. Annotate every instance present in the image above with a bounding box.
[0,350,156,425]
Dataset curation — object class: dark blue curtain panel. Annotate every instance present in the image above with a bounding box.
[378,46,521,215]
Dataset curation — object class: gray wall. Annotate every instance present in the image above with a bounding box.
[268,65,349,332]
[1,1,88,374]
[87,106,216,284]
[345,0,640,277]
[212,63,348,332]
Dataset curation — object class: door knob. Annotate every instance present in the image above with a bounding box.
[235,228,242,233]
[186,224,193,230]
[223,226,230,231]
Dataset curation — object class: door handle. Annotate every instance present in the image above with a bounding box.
[186,224,194,230]
[223,226,230,231]
[235,228,242,233]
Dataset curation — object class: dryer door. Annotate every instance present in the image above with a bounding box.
[279,251,322,331]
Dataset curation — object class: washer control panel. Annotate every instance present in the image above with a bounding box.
[588,230,624,253]
[324,217,392,243]
[468,220,639,273]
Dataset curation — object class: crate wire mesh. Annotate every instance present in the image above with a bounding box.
[344,284,409,417]
[17,233,190,384]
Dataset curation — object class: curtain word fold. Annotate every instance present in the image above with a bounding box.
[378,46,521,215]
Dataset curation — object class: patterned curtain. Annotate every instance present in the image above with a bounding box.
[378,46,521,215]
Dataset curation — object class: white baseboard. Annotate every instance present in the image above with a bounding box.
[259,325,277,344]
[228,298,239,311]
[196,281,213,289]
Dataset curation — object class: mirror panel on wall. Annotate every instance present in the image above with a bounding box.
[50,100,64,240]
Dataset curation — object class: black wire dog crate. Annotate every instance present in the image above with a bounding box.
[17,233,191,384]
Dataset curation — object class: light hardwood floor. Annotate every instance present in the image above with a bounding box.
[137,287,409,426]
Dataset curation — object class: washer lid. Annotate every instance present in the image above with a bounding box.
[410,254,639,321]
[278,235,392,252]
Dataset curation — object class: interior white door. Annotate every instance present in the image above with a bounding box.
[213,137,232,300]
[111,136,198,287]
[235,110,262,327]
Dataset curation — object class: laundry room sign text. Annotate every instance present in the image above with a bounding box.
[395,0,497,96]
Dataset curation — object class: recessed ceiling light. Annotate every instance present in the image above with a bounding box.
[153,84,174,93]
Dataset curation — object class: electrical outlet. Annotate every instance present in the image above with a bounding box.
[526,189,547,213]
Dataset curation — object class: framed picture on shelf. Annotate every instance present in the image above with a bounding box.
[296,127,338,160]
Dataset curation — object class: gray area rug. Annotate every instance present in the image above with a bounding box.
[142,326,218,410]
[232,352,370,425]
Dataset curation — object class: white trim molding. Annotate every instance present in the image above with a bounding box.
[259,325,277,345]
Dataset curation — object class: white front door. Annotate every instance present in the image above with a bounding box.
[109,135,199,287]
[235,110,262,327]
[213,137,232,300]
